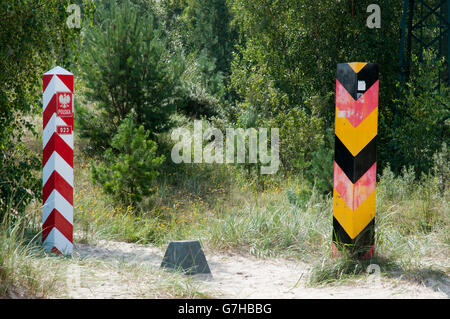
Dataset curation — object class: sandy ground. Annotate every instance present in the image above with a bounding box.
[67,240,449,299]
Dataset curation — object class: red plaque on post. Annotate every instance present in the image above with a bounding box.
[56,92,73,117]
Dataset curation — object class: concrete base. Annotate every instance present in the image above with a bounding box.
[161,240,211,275]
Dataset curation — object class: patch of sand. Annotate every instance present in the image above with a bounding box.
[68,240,449,299]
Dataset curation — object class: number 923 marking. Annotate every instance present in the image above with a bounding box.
[57,125,72,135]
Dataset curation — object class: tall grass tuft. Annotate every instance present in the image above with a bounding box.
[0,209,61,298]
[208,180,332,259]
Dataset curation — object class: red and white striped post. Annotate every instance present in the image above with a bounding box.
[42,66,74,255]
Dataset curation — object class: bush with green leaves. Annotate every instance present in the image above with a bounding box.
[160,0,237,82]
[304,131,334,194]
[0,144,40,223]
[377,164,416,202]
[389,51,450,175]
[270,107,324,175]
[177,54,223,118]
[91,117,165,206]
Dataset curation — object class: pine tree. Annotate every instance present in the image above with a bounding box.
[78,0,184,150]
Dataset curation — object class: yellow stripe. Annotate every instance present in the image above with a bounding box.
[333,188,376,239]
[348,62,367,73]
[335,106,378,156]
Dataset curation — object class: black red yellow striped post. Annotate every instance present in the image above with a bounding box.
[332,62,378,259]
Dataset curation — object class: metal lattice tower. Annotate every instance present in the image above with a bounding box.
[399,0,450,86]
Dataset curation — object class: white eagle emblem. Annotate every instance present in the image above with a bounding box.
[59,93,71,108]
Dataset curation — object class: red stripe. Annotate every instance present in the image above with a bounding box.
[43,94,57,129]
[42,171,73,205]
[42,208,73,243]
[331,242,342,258]
[332,243,374,259]
[333,161,377,210]
[43,74,53,93]
[56,74,73,92]
[335,80,379,128]
[361,245,375,259]
[354,163,376,209]
[43,133,73,168]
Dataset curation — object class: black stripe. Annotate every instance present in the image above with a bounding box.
[332,217,375,257]
[356,63,379,94]
[334,135,377,184]
[337,63,357,99]
[336,63,379,100]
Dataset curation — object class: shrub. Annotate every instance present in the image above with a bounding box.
[0,146,40,223]
[390,51,450,175]
[433,142,449,194]
[91,116,165,206]
[177,54,223,118]
[304,131,334,194]
[377,164,415,202]
[271,107,324,175]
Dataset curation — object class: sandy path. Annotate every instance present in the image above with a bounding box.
[70,240,449,299]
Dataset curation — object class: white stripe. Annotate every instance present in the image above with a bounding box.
[43,75,55,110]
[42,113,56,147]
[43,113,74,149]
[43,227,73,254]
[43,152,73,187]
[42,189,73,225]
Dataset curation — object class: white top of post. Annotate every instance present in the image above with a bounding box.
[44,66,73,75]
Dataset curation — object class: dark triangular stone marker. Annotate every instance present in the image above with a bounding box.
[161,240,211,275]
